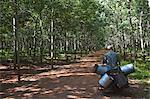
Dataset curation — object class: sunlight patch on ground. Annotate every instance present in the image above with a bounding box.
[129,79,140,84]
[22,69,95,82]
[23,93,33,97]
[7,86,41,93]
[0,92,5,95]
[1,67,95,84]
[41,90,53,94]
[54,72,95,78]
[1,78,18,83]
[129,79,150,84]
[3,98,15,99]
[38,69,71,76]
[67,94,92,99]
[0,65,7,69]
[102,96,110,99]
[80,57,98,62]
[143,78,150,84]
[64,85,72,90]
[67,95,81,98]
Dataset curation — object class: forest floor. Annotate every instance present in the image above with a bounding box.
[0,49,149,99]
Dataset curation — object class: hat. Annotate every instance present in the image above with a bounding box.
[107,45,113,50]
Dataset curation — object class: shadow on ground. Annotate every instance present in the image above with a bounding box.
[0,49,149,99]
[1,70,149,99]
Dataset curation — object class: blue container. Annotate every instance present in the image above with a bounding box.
[99,73,114,88]
[96,64,111,75]
[120,64,135,75]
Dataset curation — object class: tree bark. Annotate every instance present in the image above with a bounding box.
[128,0,136,64]
[33,19,37,63]
[50,8,54,69]
[13,0,20,82]
[73,34,77,59]
[13,0,19,69]
[39,14,43,63]
[122,31,126,60]
[139,11,144,52]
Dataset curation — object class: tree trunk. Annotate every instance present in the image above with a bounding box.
[65,32,69,61]
[139,11,144,52]
[128,0,136,64]
[13,0,20,82]
[33,19,37,63]
[50,11,54,69]
[65,32,69,52]
[122,32,126,60]
[13,0,19,69]
[39,14,43,63]
[73,34,77,60]
[1,35,4,62]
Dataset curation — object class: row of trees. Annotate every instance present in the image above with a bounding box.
[0,0,150,67]
[102,0,150,62]
[0,0,107,66]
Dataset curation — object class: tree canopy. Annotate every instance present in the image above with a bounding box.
[0,0,149,64]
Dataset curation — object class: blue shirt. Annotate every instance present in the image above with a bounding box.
[103,50,118,66]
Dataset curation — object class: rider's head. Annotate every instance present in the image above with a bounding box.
[106,45,113,50]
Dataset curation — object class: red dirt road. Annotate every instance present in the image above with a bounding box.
[0,49,149,99]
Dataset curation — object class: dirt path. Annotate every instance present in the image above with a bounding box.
[0,49,149,99]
